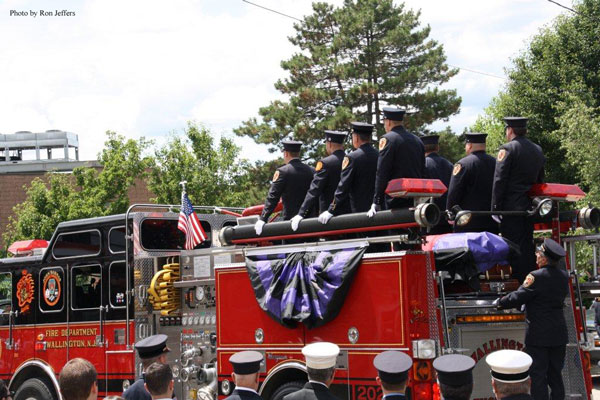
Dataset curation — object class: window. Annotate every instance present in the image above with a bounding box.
[53,230,101,259]
[0,272,11,324]
[109,226,126,254]
[109,262,126,308]
[141,218,212,250]
[71,265,101,310]
[39,267,64,312]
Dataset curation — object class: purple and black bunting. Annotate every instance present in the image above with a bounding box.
[245,244,367,329]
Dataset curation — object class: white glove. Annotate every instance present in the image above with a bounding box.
[290,215,303,231]
[318,211,333,224]
[254,220,265,235]
[492,298,500,308]
[492,215,502,224]
[367,203,378,218]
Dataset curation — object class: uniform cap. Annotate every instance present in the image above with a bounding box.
[485,350,532,383]
[350,122,374,135]
[373,351,413,384]
[503,117,528,129]
[134,334,170,359]
[433,354,475,386]
[282,139,303,152]
[537,238,566,260]
[420,135,440,146]
[229,351,264,375]
[464,132,488,144]
[325,130,347,144]
[302,342,340,369]
[382,107,406,121]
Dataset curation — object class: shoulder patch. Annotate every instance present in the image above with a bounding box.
[523,273,535,288]
[497,149,507,162]
[452,163,462,176]
[315,161,323,172]
[379,137,387,151]
[342,156,350,170]
[272,170,280,181]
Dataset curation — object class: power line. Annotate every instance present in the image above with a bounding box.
[242,0,302,21]
[546,0,581,15]
[242,0,507,81]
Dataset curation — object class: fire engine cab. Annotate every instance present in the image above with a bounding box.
[0,179,599,400]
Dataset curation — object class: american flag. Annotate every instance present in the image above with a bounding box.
[178,192,207,250]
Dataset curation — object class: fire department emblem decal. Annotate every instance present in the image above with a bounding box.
[16,269,34,314]
[452,163,462,176]
[497,149,507,162]
[43,270,62,307]
[342,156,350,170]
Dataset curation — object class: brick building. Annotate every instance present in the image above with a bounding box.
[0,131,154,247]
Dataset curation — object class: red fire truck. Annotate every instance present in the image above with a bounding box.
[0,180,598,400]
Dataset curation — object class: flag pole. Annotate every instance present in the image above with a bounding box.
[179,180,187,199]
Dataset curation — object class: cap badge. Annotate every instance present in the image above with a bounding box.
[497,149,507,162]
[452,164,462,176]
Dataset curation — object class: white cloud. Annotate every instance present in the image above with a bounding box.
[0,0,567,162]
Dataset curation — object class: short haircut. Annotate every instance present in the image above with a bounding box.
[142,355,161,370]
[493,379,530,397]
[439,382,473,400]
[59,358,97,400]
[286,150,300,158]
[144,363,173,396]
[353,132,371,142]
[104,397,125,400]
[307,367,335,384]
[380,379,407,392]
[424,144,439,153]
[512,127,527,136]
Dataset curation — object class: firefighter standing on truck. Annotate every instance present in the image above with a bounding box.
[446,132,498,233]
[255,139,314,235]
[494,238,568,400]
[291,130,349,231]
[422,134,453,234]
[367,107,425,218]
[491,117,545,283]
[318,123,378,224]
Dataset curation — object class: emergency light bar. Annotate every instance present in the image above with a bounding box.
[529,183,586,202]
[456,314,525,324]
[385,178,447,198]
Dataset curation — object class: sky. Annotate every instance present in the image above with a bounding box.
[0,0,569,162]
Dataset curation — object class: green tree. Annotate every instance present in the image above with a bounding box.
[472,0,600,185]
[147,122,256,208]
[236,0,460,159]
[1,132,153,257]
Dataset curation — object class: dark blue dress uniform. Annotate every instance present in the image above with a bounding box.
[373,107,425,210]
[283,382,339,400]
[486,350,533,400]
[432,354,475,400]
[328,124,378,215]
[298,131,349,216]
[422,135,453,233]
[491,117,545,283]
[225,351,264,400]
[497,238,568,400]
[373,351,412,400]
[123,334,170,400]
[260,140,315,222]
[447,133,498,233]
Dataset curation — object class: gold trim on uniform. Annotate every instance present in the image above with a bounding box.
[523,273,535,288]
[342,157,350,170]
[273,171,280,181]
[315,161,323,172]
[379,138,387,151]
[497,149,507,162]
[452,163,462,176]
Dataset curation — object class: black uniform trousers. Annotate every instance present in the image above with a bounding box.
[526,345,566,400]
[501,215,535,283]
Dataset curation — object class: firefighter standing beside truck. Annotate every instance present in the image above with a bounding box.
[283,342,340,400]
[372,351,413,400]
[123,335,171,400]
[255,139,315,235]
[446,132,498,233]
[432,354,475,400]
[318,123,378,224]
[291,131,349,231]
[491,117,545,283]
[494,238,569,400]
[224,351,264,400]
